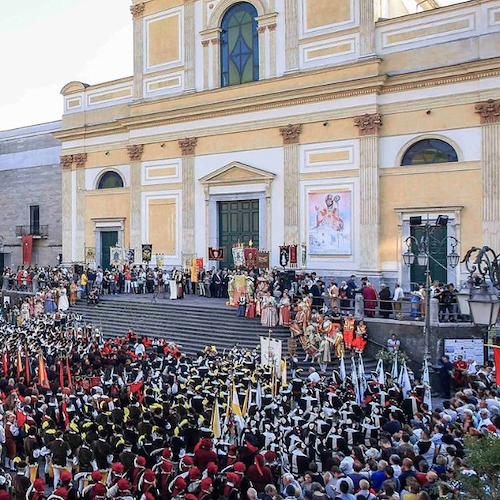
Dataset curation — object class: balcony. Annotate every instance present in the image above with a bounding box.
[15,225,49,239]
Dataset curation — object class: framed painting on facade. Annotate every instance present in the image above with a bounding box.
[308,190,352,255]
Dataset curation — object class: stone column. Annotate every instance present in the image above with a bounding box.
[128,144,144,257]
[74,153,87,263]
[284,0,299,72]
[476,99,500,250]
[268,23,277,78]
[184,0,196,92]
[354,113,382,272]
[280,124,302,245]
[179,137,197,262]
[257,26,267,79]
[202,40,210,89]
[211,36,221,89]
[359,0,376,57]
[130,3,145,99]
[61,155,73,264]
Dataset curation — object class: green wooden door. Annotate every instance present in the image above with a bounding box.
[218,200,259,269]
[410,226,447,288]
[100,231,118,270]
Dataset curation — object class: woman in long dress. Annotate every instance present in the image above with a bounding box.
[261,292,278,328]
[279,291,291,327]
[44,290,56,313]
[58,287,69,311]
[318,335,331,373]
[169,270,178,300]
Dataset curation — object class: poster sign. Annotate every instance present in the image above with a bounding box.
[260,336,283,376]
[308,191,351,255]
[142,244,152,262]
[85,247,96,265]
[444,338,484,365]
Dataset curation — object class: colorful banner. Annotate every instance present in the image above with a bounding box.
[257,251,269,269]
[22,235,33,265]
[85,247,96,265]
[208,247,224,261]
[110,247,122,267]
[126,248,135,264]
[156,253,164,266]
[244,247,257,268]
[142,244,152,262]
[309,190,352,255]
[232,246,245,267]
[301,244,307,268]
[289,245,297,267]
[279,245,290,267]
[260,337,283,376]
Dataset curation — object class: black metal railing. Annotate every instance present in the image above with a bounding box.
[15,225,49,238]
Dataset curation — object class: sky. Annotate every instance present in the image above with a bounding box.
[0,0,133,132]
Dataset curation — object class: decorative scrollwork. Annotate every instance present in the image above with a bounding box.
[461,246,500,289]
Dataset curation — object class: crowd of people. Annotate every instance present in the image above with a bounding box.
[0,298,494,500]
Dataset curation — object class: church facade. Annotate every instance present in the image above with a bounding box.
[57,0,500,288]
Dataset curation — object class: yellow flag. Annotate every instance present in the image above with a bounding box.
[242,384,250,417]
[231,381,245,432]
[211,401,221,439]
[281,359,287,386]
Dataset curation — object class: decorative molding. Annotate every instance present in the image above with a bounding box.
[60,155,73,170]
[127,144,144,161]
[201,40,210,47]
[178,137,197,156]
[475,99,500,124]
[73,153,88,169]
[280,124,302,145]
[354,113,383,136]
[257,26,267,33]
[130,3,145,19]
[268,23,277,31]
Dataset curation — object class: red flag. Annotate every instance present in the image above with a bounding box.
[59,361,64,389]
[65,358,73,388]
[16,351,22,380]
[494,347,500,386]
[61,401,70,429]
[2,352,7,376]
[128,381,143,394]
[38,354,49,389]
[15,409,27,428]
[24,347,30,385]
[22,235,33,265]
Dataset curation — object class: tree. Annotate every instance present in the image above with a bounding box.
[460,433,500,499]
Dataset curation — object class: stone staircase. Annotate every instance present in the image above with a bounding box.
[70,297,377,376]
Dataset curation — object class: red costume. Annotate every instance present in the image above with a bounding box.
[246,455,273,493]
[343,317,355,350]
[193,438,218,472]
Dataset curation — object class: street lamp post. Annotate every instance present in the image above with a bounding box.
[402,217,459,361]
[459,246,500,359]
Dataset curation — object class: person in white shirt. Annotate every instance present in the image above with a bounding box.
[393,284,404,316]
[307,367,321,384]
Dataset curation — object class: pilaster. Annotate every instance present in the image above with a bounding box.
[359,0,376,57]
[128,144,144,258]
[61,155,73,264]
[280,124,302,245]
[131,3,145,99]
[211,37,221,89]
[184,0,196,92]
[74,154,87,263]
[284,0,299,73]
[179,138,198,261]
[256,13,278,79]
[476,99,500,250]
[355,113,382,272]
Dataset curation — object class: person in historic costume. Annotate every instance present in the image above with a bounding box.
[331,327,345,359]
[20,300,30,323]
[362,281,378,317]
[176,270,185,299]
[318,335,331,374]
[452,355,469,388]
[255,277,269,317]
[44,290,57,313]
[169,270,178,300]
[302,322,320,362]
[352,320,368,353]
[58,286,70,311]
[245,297,256,319]
[237,296,247,317]
[260,292,278,328]
[279,291,291,327]
[69,281,78,306]
[343,314,355,350]
[328,281,339,310]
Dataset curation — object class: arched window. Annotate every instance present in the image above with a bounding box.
[401,139,459,166]
[220,2,259,88]
[97,171,124,189]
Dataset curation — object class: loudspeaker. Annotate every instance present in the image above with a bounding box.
[74,264,83,275]
[409,216,422,227]
[436,215,449,227]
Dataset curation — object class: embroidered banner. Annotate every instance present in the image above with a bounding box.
[142,244,152,262]
[257,251,269,269]
[208,247,224,261]
[22,235,33,265]
[244,247,257,268]
[232,246,245,267]
[279,245,290,267]
[289,245,298,267]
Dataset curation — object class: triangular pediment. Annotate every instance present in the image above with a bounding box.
[199,161,276,186]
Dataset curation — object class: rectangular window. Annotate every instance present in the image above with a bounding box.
[30,205,40,235]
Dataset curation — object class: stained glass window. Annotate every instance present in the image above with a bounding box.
[97,171,124,189]
[401,139,458,166]
[221,2,259,87]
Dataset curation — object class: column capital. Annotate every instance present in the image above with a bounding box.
[178,137,197,156]
[280,124,302,145]
[74,153,88,169]
[130,3,145,19]
[60,155,73,170]
[354,113,383,136]
[127,144,144,161]
[475,99,500,124]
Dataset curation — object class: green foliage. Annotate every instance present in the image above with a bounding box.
[459,433,500,499]
[375,348,409,363]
